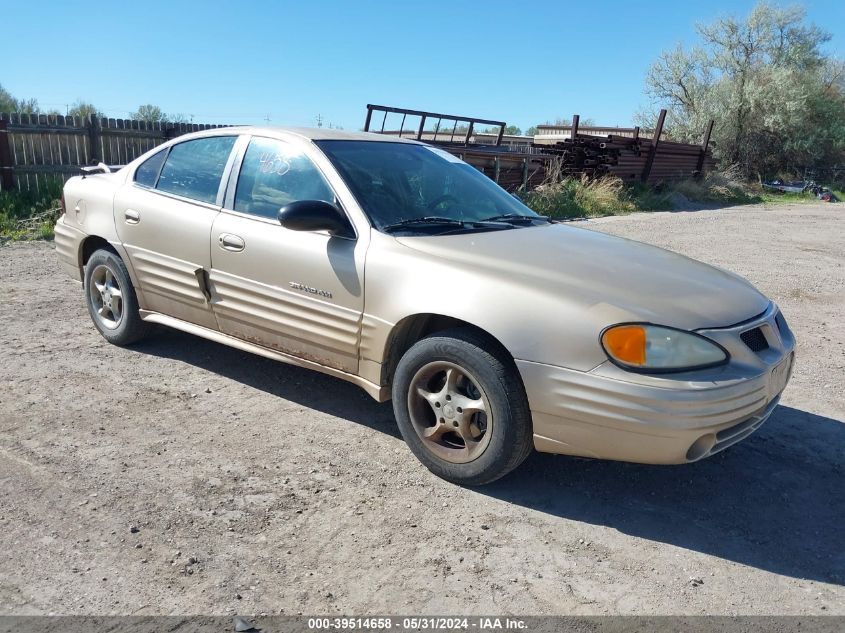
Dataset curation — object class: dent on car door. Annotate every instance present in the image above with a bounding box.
[209,136,365,373]
[113,135,239,330]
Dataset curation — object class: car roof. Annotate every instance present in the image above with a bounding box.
[178,125,422,144]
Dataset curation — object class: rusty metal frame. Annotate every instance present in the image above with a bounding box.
[641,109,667,183]
[696,120,715,178]
[364,104,506,146]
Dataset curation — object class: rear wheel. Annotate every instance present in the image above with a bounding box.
[84,249,148,346]
[392,329,533,485]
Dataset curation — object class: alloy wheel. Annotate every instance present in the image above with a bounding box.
[407,361,493,463]
[88,264,124,329]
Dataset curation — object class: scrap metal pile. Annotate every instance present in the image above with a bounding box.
[545,133,717,185]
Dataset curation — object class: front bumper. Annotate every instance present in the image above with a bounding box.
[518,304,795,464]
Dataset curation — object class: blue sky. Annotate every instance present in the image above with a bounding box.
[3,0,843,131]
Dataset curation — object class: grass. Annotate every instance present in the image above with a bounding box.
[758,191,811,204]
[520,167,761,221]
[756,188,843,204]
[0,183,62,242]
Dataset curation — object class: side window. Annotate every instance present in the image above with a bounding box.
[234,137,334,219]
[133,148,167,188]
[156,136,237,204]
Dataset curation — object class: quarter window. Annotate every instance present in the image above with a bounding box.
[156,136,237,204]
[234,137,334,219]
[133,148,167,188]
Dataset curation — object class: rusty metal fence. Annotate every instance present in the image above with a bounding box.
[0,114,229,192]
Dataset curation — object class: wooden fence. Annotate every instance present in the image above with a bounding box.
[0,113,230,193]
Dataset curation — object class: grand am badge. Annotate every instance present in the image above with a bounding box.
[289,282,332,299]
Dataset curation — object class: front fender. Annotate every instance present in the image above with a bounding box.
[361,232,623,373]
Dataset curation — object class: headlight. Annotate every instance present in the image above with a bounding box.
[601,324,728,372]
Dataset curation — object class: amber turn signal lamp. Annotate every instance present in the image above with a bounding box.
[602,325,647,366]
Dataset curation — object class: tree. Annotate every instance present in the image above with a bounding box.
[168,113,193,124]
[15,98,39,113]
[0,84,17,112]
[131,104,166,123]
[481,125,522,135]
[129,106,194,124]
[0,83,39,113]
[525,126,539,136]
[68,101,101,120]
[641,2,844,178]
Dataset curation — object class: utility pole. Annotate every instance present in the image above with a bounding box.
[264,113,271,124]
[316,114,323,128]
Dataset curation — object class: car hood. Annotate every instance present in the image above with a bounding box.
[395,223,770,330]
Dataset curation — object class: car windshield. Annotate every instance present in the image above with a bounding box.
[315,140,544,233]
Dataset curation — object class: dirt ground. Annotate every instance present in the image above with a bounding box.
[0,202,842,616]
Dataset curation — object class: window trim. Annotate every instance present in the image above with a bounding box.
[222,134,358,240]
[132,146,170,190]
[222,135,249,211]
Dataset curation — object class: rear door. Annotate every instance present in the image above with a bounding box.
[208,135,365,373]
[114,135,240,329]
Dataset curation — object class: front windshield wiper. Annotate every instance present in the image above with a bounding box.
[382,216,465,232]
[480,213,551,223]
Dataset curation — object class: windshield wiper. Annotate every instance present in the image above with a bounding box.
[480,213,551,223]
[382,216,465,232]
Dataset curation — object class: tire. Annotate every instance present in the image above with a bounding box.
[84,248,149,346]
[392,328,533,485]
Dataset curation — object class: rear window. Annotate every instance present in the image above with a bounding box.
[133,149,167,188]
[156,136,237,204]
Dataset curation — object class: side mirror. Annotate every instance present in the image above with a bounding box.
[277,200,355,238]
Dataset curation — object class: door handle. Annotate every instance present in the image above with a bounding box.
[124,209,140,224]
[218,233,245,252]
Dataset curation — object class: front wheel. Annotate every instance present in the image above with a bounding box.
[392,329,533,485]
[84,248,149,346]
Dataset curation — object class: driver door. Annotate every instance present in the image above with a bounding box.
[208,135,365,373]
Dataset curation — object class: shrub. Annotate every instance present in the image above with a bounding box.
[0,182,63,242]
[520,165,762,219]
[521,175,640,219]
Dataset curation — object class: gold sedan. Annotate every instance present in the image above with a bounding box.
[55,128,795,485]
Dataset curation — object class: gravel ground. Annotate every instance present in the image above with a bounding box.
[0,202,842,616]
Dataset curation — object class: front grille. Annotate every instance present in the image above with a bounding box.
[740,327,769,352]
